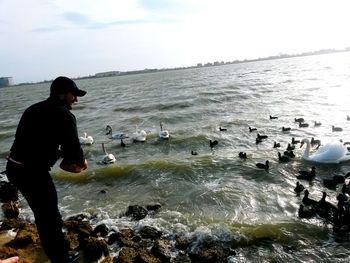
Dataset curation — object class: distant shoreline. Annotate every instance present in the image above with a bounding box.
[11,47,350,86]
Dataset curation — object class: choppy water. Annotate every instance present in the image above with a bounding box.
[1,52,350,262]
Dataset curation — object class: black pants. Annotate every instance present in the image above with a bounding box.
[6,160,70,263]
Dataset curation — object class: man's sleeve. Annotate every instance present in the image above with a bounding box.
[60,111,85,166]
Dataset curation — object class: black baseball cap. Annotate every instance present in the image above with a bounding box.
[50,76,87,97]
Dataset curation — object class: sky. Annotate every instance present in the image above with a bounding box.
[1,0,350,83]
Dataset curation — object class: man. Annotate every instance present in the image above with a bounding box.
[6,76,88,263]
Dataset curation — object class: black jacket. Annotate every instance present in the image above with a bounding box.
[10,97,85,170]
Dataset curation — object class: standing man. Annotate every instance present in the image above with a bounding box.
[6,76,88,263]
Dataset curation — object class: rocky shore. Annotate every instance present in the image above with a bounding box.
[1,177,350,262]
[0,180,238,263]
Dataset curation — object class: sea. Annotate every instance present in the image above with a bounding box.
[1,52,350,262]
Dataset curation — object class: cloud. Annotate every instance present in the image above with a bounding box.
[62,11,92,26]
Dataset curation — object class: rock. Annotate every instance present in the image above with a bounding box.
[66,213,90,221]
[132,235,142,243]
[64,220,93,239]
[151,239,171,263]
[139,226,162,240]
[0,181,18,202]
[93,223,109,237]
[64,232,79,251]
[189,246,231,263]
[175,235,191,250]
[0,246,19,259]
[0,218,26,231]
[115,247,137,263]
[108,228,136,247]
[125,205,148,220]
[100,256,114,263]
[146,204,162,212]
[172,251,191,263]
[6,223,40,248]
[82,237,109,262]
[136,248,161,263]
[1,201,19,219]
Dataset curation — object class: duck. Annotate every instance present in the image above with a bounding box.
[299,122,309,128]
[291,137,300,144]
[314,121,322,127]
[310,137,321,147]
[300,138,350,163]
[158,122,170,139]
[249,127,257,132]
[79,132,94,145]
[219,127,227,131]
[284,150,295,158]
[297,166,316,180]
[342,140,350,146]
[106,125,128,140]
[286,143,295,151]
[336,192,348,205]
[302,189,318,207]
[209,140,218,149]
[239,152,247,159]
[257,133,268,140]
[295,117,305,123]
[256,138,263,144]
[132,126,147,142]
[294,181,305,194]
[323,172,350,189]
[273,141,281,148]
[282,127,291,132]
[256,160,269,170]
[270,115,278,120]
[337,185,348,202]
[332,125,343,132]
[317,192,337,218]
[278,152,290,163]
[101,143,116,164]
[347,115,350,121]
[298,204,316,218]
[342,181,350,195]
[191,150,198,156]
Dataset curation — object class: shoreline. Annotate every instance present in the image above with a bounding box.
[0,204,238,263]
[6,48,350,87]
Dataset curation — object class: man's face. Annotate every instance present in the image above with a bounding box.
[63,92,78,107]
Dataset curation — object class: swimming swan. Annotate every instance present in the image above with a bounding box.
[106,125,128,140]
[101,143,116,164]
[79,132,94,145]
[132,126,147,142]
[158,122,170,139]
[300,138,350,163]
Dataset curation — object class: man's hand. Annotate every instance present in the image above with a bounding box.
[60,159,88,173]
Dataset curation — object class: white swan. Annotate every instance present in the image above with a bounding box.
[79,132,94,145]
[158,122,170,139]
[131,126,147,142]
[106,125,128,140]
[300,138,350,163]
[101,143,116,164]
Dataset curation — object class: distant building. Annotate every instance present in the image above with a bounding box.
[0,77,14,87]
[95,71,120,77]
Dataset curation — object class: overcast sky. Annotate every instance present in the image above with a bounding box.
[1,0,350,83]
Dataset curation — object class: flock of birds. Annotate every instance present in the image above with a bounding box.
[78,122,170,164]
[236,115,350,232]
[78,115,350,231]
